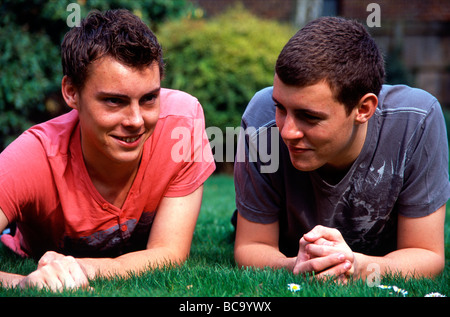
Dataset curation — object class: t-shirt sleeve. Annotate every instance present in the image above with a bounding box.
[0,131,54,223]
[163,101,216,197]
[397,99,450,217]
[234,88,282,224]
[234,123,282,224]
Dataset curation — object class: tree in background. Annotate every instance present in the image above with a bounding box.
[0,0,194,150]
[158,5,295,132]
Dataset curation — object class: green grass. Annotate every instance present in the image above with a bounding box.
[0,174,448,297]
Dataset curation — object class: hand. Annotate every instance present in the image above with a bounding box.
[293,225,355,283]
[19,251,91,292]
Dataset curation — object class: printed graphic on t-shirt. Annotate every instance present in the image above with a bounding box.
[62,211,155,257]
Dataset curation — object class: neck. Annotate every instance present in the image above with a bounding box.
[81,140,142,208]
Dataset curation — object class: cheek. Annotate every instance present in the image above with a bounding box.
[275,110,286,133]
[314,125,353,154]
[143,108,160,131]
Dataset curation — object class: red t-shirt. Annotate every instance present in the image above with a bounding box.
[0,88,215,258]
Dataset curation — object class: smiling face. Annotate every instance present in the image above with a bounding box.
[273,74,368,173]
[63,56,161,168]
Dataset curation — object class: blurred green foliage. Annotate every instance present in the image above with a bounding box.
[157,5,296,131]
[0,0,194,150]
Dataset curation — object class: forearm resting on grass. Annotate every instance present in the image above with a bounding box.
[234,212,297,270]
[76,245,189,280]
[77,187,203,279]
[354,247,445,280]
[299,205,446,280]
[0,271,26,289]
[234,205,446,280]
[0,185,203,291]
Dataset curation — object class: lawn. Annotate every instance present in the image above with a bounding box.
[0,174,448,301]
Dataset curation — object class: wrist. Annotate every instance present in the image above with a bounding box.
[352,252,366,278]
[76,258,98,280]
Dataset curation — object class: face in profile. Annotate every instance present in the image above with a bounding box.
[273,74,363,173]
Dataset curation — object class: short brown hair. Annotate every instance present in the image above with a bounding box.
[275,16,385,114]
[61,9,164,90]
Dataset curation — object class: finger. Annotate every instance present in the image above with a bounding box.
[315,260,352,281]
[297,237,311,262]
[293,252,346,275]
[305,243,338,258]
[27,264,64,292]
[46,277,64,292]
[314,238,335,247]
[42,260,67,291]
[303,225,343,243]
[19,271,46,290]
[52,256,89,290]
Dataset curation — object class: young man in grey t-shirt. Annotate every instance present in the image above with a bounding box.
[234,17,449,282]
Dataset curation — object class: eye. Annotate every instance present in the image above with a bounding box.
[104,97,124,106]
[142,94,156,103]
[274,102,286,113]
[140,93,159,106]
[303,113,321,121]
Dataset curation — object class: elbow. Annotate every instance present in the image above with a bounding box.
[233,245,246,268]
[432,255,445,277]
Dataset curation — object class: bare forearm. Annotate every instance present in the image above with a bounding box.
[355,248,445,280]
[234,243,296,271]
[0,271,24,288]
[77,247,185,279]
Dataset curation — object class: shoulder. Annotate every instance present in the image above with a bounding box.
[159,88,202,119]
[376,84,439,117]
[242,87,276,129]
[3,110,79,158]
[373,84,445,146]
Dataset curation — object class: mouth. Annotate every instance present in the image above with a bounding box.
[113,135,141,143]
[111,134,144,146]
[287,144,312,154]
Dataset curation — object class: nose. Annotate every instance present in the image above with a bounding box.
[279,113,304,141]
[123,103,144,129]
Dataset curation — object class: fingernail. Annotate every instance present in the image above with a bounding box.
[344,261,351,270]
[338,254,345,261]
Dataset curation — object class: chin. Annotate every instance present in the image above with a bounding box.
[290,157,322,172]
[110,150,142,164]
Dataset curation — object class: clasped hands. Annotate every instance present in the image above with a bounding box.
[19,251,91,292]
[293,225,356,283]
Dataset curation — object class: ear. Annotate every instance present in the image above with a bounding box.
[61,76,80,110]
[355,93,377,124]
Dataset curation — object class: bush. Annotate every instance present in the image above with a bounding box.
[157,5,295,131]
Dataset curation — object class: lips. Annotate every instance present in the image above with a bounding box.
[287,144,312,153]
[112,134,142,144]
[115,135,140,143]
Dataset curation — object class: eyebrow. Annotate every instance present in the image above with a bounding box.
[272,96,328,118]
[96,87,161,100]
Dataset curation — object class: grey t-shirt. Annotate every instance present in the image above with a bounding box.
[234,84,450,256]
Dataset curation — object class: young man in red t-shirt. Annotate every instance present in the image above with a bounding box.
[0,9,215,291]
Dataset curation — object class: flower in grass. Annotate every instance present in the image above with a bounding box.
[392,286,408,297]
[288,283,302,292]
[377,285,408,297]
[424,292,446,297]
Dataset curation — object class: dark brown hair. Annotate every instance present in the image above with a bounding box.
[61,9,164,90]
[275,16,385,114]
